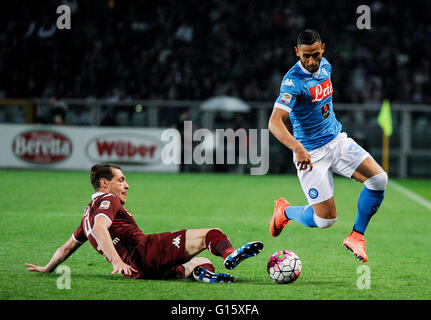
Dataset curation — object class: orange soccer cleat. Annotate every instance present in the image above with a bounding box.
[269,198,291,237]
[342,230,368,262]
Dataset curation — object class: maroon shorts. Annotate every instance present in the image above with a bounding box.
[129,229,189,279]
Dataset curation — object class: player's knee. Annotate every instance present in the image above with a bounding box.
[313,214,338,229]
[364,172,388,191]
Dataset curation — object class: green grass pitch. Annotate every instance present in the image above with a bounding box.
[0,170,430,300]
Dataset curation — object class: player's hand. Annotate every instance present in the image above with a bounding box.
[294,145,313,171]
[25,263,50,273]
[111,260,137,276]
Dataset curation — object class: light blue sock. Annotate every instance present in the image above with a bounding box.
[353,187,385,234]
[285,205,318,228]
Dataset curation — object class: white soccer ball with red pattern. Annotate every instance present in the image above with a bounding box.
[267,250,302,284]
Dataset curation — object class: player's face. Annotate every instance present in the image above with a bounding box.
[295,42,325,73]
[102,168,129,204]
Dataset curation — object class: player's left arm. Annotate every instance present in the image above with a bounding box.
[25,236,83,273]
[92,215,137,276]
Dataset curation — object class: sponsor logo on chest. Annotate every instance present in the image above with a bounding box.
[309,78,333,103]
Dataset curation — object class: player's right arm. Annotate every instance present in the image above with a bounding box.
[268,107,313,171]
[270,75,313,171]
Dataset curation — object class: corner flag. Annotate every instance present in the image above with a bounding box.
[377,99,393,137]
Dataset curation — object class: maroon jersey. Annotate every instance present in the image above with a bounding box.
[73,192,145,265]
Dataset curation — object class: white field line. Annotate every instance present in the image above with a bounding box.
[389,180,431,211]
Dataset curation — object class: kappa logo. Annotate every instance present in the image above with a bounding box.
[371,204,380,214]
[172,235,181,249]
[283,78,295,87]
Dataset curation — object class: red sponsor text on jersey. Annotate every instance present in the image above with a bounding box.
[309,78,333,103]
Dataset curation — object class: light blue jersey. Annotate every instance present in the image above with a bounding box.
[274,57,342,151]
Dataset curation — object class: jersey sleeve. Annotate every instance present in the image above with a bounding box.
[72,224,87,244]
[274,77,301,113]
[94,195,122,224]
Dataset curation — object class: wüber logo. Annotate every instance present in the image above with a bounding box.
[310,78,333,103]
[86,133,161,164]
[12,130,72,164]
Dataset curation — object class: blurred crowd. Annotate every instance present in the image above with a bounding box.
[1,0,431,104]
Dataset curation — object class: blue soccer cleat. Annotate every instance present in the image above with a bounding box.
[224,241,264,270]
[192,266,235,283]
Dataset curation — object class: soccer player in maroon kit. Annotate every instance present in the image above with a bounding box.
[26,163,263,283]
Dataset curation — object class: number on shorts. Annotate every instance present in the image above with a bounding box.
[348,143,364,156]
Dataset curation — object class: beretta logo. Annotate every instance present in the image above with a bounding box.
[85,133,161,164]
[12,130,72,164]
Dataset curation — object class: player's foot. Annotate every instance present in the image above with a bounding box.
[269,197,291,237]
[224,241,263,270]
[192,266,235,283]
[342,230,368,262]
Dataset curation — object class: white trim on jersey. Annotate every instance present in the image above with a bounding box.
[274,102,292,113]
[72,233,84,244]
[91,192,116,209]
[91,192,105,201]
[91,192,114,201]
[94,213,112,224]
[297,60,321,77]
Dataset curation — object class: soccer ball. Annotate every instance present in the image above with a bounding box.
[267,250,302,284]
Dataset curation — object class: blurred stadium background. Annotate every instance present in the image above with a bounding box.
[1,0,430,177]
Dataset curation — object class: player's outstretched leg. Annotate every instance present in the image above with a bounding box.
[224,241,264,270]
[269,198,291,237]
[192,266,235,283]
[343,171,388,262]
[186,229,263,271]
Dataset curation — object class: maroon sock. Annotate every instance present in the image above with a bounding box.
[174,265,185,278]
[205,229,235,259]
[199,263,215,273]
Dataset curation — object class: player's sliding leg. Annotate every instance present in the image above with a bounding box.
[343,157,388,262]
[270,197,337,237]
[203,228,263,270]
[223,241,264,270]
[185,228,263,272]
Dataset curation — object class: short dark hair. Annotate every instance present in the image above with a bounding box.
[90,163,122,191]
[297,29,322,47]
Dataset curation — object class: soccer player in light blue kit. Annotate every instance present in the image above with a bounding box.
[268,30,388,262]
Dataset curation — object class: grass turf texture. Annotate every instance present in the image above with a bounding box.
[1,170,430,300]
